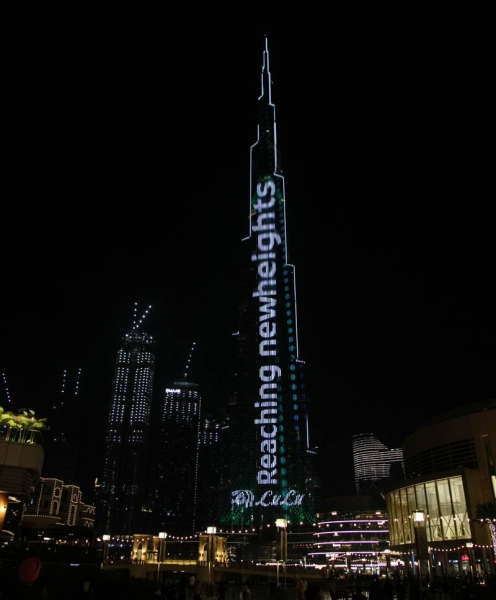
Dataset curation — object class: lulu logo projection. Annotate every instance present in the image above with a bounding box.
[231,489,304,508]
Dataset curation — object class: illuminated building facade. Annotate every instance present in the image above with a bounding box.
[196,414,225,532]
[309,500,392,574]
[152,379,201,535]
[220,37,320,530]
[98,304,156,536]
[22,477,95,532]
[353,433,404,495]
[384,400,496,576]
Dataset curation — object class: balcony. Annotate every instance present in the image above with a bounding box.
[0,434,44,498]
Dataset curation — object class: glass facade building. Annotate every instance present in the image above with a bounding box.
[387,475,470,546]
[383,400,496,577]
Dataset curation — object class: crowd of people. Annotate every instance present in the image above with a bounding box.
[302,572,496,600]
[146,572,496,600]
[1,560,495,600]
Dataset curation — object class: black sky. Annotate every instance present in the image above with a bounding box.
[2,3,496,499]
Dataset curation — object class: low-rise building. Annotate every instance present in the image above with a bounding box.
[384,399,496,578]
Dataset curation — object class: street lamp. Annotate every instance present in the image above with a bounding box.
[207,526,217,588]
[466,542,475,576]
[102,534,110,565]
[384,548,391,576]
[275,519,288,594]
[157,532,167,580]
[413,510,428,593]
[345,552,352,575]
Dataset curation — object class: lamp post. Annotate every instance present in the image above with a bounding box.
[384,548,391,576]
[275,519,288,596]
[157,532,167,580]
[466,542,475,577]
[0,494,8,536]
[207,526,217,588]
[413,510,428,594]
[102,534,110,565]
[346,552,352,575]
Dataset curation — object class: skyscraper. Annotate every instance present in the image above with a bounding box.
[152,357,201,535]
[196,412,225,532]
[43,367,82,485]
[352,433,404,495]
[97,303,156,536]
[220,37,320,530]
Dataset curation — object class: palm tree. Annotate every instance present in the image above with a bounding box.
[475,501,496,560]
[0,406,47,443]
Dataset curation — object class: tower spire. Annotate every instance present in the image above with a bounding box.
[260,35,272,105]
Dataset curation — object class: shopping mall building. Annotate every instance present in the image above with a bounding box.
[383,399,496,578]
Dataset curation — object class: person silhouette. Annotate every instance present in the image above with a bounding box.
[305,583,323,600]
[352,586,367,600]
[242,580,252,600]
[2,556,44,599]
[217,579,228,600]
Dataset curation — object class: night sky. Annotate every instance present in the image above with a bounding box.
[2,3,495,500]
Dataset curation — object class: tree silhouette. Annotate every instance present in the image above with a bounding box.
[475,501,496,560]
[0,406,47,443]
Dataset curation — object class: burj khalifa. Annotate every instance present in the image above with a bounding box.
[221,36,320,530]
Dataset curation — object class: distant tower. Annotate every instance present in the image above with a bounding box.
[152,342,201,535]
[221,36,320,529]
[353,433,404,495]
[43,367,83,484]
[98,303,156,536]
[196,412,225,532]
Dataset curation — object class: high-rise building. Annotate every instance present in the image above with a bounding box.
[220,36,320,531]
[97,303,156,536]
[43,367,82,485]
[196,412,225,532]
[352,433,404,495]
[153,377,201,535]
